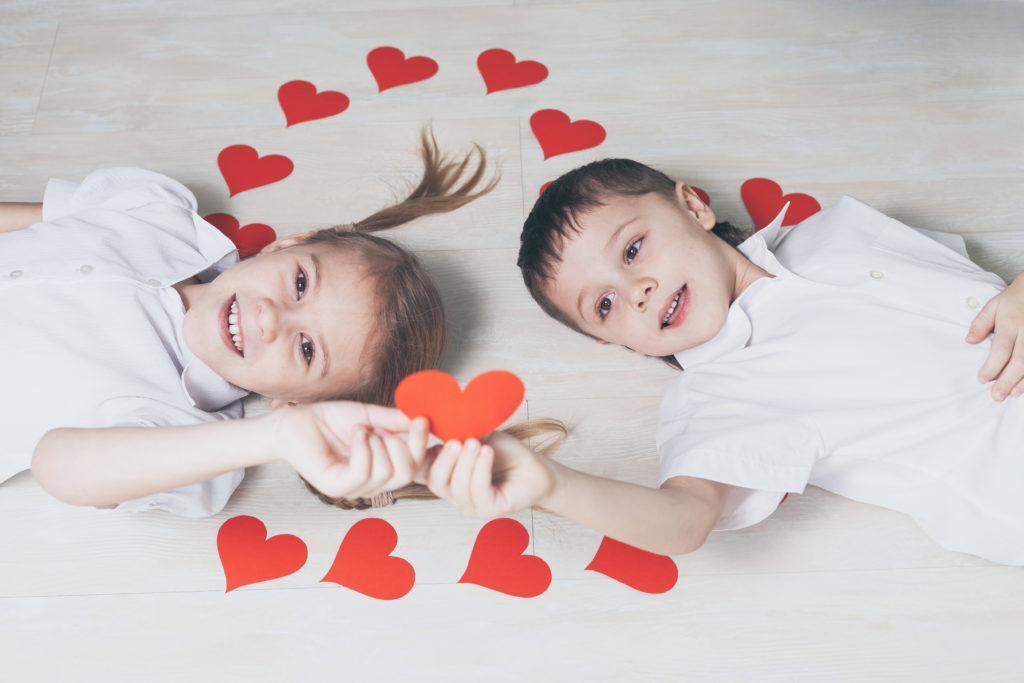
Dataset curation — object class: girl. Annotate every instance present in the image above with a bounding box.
[416,158,1024,566]
[1,128,494,517]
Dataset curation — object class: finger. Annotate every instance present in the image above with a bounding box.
[978,329,1015,383]
[380,432,415,488]
[426,441,461,495]
[469,445,496,512]
[413,443,444,485]
[1012,376,1024,398]
[407,417,430,468]
[450,439,480,510]
[990,344,1024,400]
[966,300,997,344]
[360,404,413,433]
[343,426,373,493]
[353,432,394,498]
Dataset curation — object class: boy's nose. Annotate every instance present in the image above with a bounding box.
[255,298,292,342]
[631,279,655,311]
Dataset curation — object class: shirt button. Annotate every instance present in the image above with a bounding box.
[147,279,161,287]
[79,264,94,274]
[869,270,884,279]
[9,270,23,278]
[966,296,980,309]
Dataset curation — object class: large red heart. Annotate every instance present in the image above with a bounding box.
[217,515,308,592]
[321,518,415,600]
[204,212,277,258]
[459,518,551,598]
[394,370,524,442]
[277,79,349,127]
[740,177,821,231]
[217,144,294,197]
[367,46,438,92]
[529,109,606,159]
[477,48,548,94]
[585,536,678,594]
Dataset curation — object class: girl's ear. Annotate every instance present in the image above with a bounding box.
[260,231,315,255]
[674,181,716,231]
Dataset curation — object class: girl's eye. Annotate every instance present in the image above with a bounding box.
[625,237,643,264]
[597,293,615,319]
[296,269,307,299]
[301,335,314,365]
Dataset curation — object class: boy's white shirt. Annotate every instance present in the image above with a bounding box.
[656,196,1024,564]
[1,167,248,516]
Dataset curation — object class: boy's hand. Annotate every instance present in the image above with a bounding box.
[272,402,430,500]
[967,274,1024,401]
[416,431,555,518]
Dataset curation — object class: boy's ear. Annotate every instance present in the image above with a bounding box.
[674,181,717,231]
[260,231,314,255]
[270,398,302,410]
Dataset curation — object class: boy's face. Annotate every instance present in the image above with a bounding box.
[182,242,376,403]
[543,183,750,358]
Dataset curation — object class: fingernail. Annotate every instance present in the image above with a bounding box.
[995,390,1006,401]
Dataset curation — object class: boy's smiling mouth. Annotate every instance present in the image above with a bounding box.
[223,296,245,356]
[660,285,688,329]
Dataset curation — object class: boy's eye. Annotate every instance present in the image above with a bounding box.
[625,237,643,264]
[296,269,307,298]
[301,335,314,365]
[597,293,615,319]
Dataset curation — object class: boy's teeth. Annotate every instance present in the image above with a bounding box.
[229,298,243,353]
[662,291,681,326]
[228,324,239,334]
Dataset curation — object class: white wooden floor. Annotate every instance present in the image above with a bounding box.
[3,1,1024,680]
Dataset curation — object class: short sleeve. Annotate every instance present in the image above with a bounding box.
[42,167,198,222]
[114,469,245,518]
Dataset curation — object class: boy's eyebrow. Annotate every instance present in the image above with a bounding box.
[310,253,331,381]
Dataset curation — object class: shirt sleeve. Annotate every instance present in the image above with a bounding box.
[42,167,198,222]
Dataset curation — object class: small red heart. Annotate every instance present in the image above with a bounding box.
[204,212,277,258]
[217,144,294,197]
[692,186,710,206]
[277,80,349,127]
[321,518,415,600]
[539,180,553,196]
[367,46,438,92]
[477,48,548,94]
[740,177,821,231]
[529,109,606,160]
[585,536,678,594]
[217,515,307,592]
[459,519,551,598]
[394,370,524,442]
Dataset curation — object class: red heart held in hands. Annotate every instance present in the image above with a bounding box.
[740,177,821,231]
[459,518,551,598]
[277,79,350,127]
[321,518,415,600]
[477,48,548,94]
[367,46,439,92]
[529,109,606,159]
[204,212,277,258]
[217,515,308,592]
[394,370,524,442]
[217,144,294,197]
[585,536,678,594]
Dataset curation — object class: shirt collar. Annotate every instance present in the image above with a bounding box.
[180,352,249,412]
[672,204,791,370]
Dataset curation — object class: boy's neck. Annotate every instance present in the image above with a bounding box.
[732,253,773,301]
[172,277,203,312]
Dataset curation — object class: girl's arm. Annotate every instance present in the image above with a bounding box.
[0,202,42,233]
[32,403,430,508]
[419,432,728,556]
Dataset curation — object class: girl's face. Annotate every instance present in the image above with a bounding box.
[181,241,376,403]
[543,183,760,358]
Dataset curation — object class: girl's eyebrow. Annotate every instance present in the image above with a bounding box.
[308,253,331,381]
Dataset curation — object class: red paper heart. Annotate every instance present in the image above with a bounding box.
[217,144,294,197]
[585,536,678,594]
[394,370,524,442]
[321,518,415,600]
[217,515,307,592]
[459,518,551,598]
[740,177,821,231]
[692,186,710,205]
[204,212,277,258]
[277,79,349,127]
[529,109,606,159]
[477,48,548,94]
[367,46,438,92]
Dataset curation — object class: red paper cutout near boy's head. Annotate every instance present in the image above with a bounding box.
[394,370,524,442]
[321,518,415,600]
[585,536,678,594]
[459,518,551,598]
[204,212,276,258]
[367,46,439,92]
[740,177,821,231]
[217,515,308,592]
[529,109,606,159]
[477,48,548,94]
[217,145,294,197]
[277,79,350,127]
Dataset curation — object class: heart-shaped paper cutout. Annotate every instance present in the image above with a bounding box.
[585,536,678,594]
[740,177,821,231]
[277,79,350,127]
[529,109,606,159]
[204,212,277,258]
[459,518,551,598]
[394,370,524,442]
[692,186,710,206]
[321,518,415,600]
[367,46,439,92]
[477,48,548,94]
[217,515,307,592]
[217,144,294,197]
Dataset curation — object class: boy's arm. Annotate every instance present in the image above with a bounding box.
[419,432,727,556]
[0,202,42,233]
[32,403,429,508]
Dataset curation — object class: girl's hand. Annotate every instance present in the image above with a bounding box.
[417,431,555,518]
[967,273,1024,401]
[272,402,430,500]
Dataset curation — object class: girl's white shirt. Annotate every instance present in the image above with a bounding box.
[656,197,1022,564]
[1,167,249,517]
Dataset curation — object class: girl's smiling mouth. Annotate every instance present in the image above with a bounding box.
[660,285,689,330]
[222,296,244,356]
